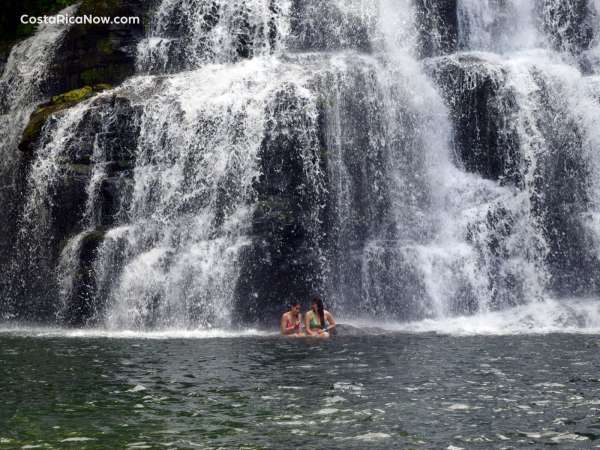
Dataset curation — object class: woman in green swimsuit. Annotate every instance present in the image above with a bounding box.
[305,296,336,338]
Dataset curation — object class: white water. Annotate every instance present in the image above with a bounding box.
[4,297,600,337]
[100,59,316,329]
[137,0,292,73]
[0,5,77,167]
[452,0,600,303]
[395,298,600,335]
[0,326,274,339]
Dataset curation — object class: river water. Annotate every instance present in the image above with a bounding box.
[2,330,600,449]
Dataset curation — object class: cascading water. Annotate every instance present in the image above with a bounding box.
[4,0,600,330]
[0,6,77,320]
[0,6,77,157]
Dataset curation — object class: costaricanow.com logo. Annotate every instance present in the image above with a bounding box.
[20,13,140,26]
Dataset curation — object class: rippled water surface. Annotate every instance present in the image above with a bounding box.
[2,332,600,449]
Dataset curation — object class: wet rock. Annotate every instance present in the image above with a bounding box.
[310,61,433,320]
[0,0,79,59]
[61,229,106,326]
[18,84,111,153]
[530,73,600,296]
[138,0,280,73]
[234,84,327,324]
[415,0,458,58]
[12,91,140,322]
[49,93,140,234]
[46,0,154,92]
[466,203,529,309]
[0,51,6,77]
[427,54,521,183]
[536,0,596,55]
[289,0,374,52]
[334,324,388,336]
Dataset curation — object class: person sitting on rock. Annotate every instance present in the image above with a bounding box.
[280,302,305,337]
[305,296,336,338]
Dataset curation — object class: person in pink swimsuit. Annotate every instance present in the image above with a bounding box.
[280,302,305,337]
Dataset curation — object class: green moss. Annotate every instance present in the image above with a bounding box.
[51,86,93,105]
[19,85,108,152]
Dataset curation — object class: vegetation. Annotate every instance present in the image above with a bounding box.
[19,84,111,152]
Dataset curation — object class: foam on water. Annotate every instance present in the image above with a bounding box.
[0,326,274,339]
[387,298,600,335]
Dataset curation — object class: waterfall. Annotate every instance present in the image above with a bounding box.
[437,0,600,302]
[0,5,77,158]
[0,6,77,320]
[4,0,600,329]
[137,0,292,73]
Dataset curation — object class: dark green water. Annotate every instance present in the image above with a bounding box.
[2,331,600,449]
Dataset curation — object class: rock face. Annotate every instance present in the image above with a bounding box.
[19,85,111,153]
[530,74,600,296]
[289,0,374,52]
[61,229,107,326]
[14,91,141,322]
[46,0,154,93]
[0,0,78,61]
[234,85,327,324]
[429,52,600,302]
[426,55,520,183]
[415,0,458,58]
[0,53,6,76]
[537,0,596,55]
[1,0,153,319]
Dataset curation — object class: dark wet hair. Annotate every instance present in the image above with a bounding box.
[312,296,325,329]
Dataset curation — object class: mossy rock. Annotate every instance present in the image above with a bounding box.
[51,86,93,105]
[19,84,112,153]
